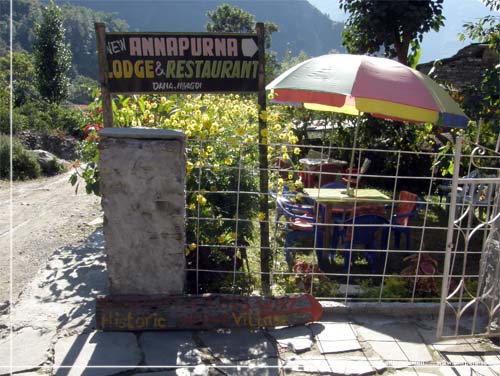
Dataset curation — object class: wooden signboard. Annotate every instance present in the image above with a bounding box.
[101,31,260,94]
[96,293,323,331]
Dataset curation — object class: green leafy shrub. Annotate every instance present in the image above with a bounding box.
[0,135,41,180]
[47,103,88,137]
[359,276,411,300]
[185,246,255,294]
[0,52,39,107]
[291,260,339,296]
[0,107,29,134]
[39,157,66,176]
[15,100,88,136]
[16,101,53,134]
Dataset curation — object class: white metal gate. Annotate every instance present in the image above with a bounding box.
[437,137,500,339]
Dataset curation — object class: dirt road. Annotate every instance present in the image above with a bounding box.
[0,171,102,306]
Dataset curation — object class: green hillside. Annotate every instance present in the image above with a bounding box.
[62,0,345,58]
[1,0,128,78]
[3,0,344,79]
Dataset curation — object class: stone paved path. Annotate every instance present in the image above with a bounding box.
[0,229,499,376]
[0,170,102,305]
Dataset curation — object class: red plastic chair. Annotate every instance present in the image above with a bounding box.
[348,205,386,217]
[388,191,422,249]
[312,164,344,187]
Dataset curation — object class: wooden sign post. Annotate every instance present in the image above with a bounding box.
[256,23,271,293]
[94,23,113,128]
[93,24,304,331]
[96,294,323,331]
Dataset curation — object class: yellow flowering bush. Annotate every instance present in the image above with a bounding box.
[75,91,301,292]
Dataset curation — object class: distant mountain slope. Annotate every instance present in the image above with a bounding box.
[60,0,345,58]
[307,0,347,21]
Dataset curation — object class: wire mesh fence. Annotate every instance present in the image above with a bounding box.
[184,136,500,304]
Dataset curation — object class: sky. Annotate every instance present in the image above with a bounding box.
[308,0,499,63]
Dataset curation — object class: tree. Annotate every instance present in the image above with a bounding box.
[32,0,72,103]
[458,0,499,149]
[206,4,254,33]
[60,4,128,79]
[279,48,309,74]
[205,3,279,81]
[339,0,445,66]
[0,0,42,56]
[206,4,278,49]
[0,0,128,79]
[461,0,499,54]
[0,52,38,106]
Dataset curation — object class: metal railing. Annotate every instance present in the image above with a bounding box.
[184,137,500,305]
[438,139,500,338]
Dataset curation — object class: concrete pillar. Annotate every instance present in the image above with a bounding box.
[99,128,186,295]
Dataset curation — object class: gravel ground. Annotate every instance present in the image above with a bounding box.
[0,171,102,306]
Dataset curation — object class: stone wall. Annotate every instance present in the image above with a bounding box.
[99,128,186,295]
[417,43,499,90]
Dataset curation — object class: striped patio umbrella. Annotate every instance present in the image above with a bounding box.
[266,54,469,188]
[266,54,469,128]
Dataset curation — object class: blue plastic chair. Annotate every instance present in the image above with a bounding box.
[332,214,389,272]
[270,186,315,238]
[275,197,325,265]
[320,182,347,189]
[436,179,451,203]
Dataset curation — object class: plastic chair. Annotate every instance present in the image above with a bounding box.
[313,163,344,187]
[321,182,347,189]
[436,179,451,203]
[452,171,496,220]
[342,158,372,188]
[349,204,387,217]
[332,214,389,272]
[275,197,325,265]
[270,187,314,213]
[315,182,349,219]
[445,170,490,218]
[273,158,294,179]
[387,191,423,249]
[270,188,315,240]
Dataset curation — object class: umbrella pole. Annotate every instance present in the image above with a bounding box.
[346,115,361,193]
